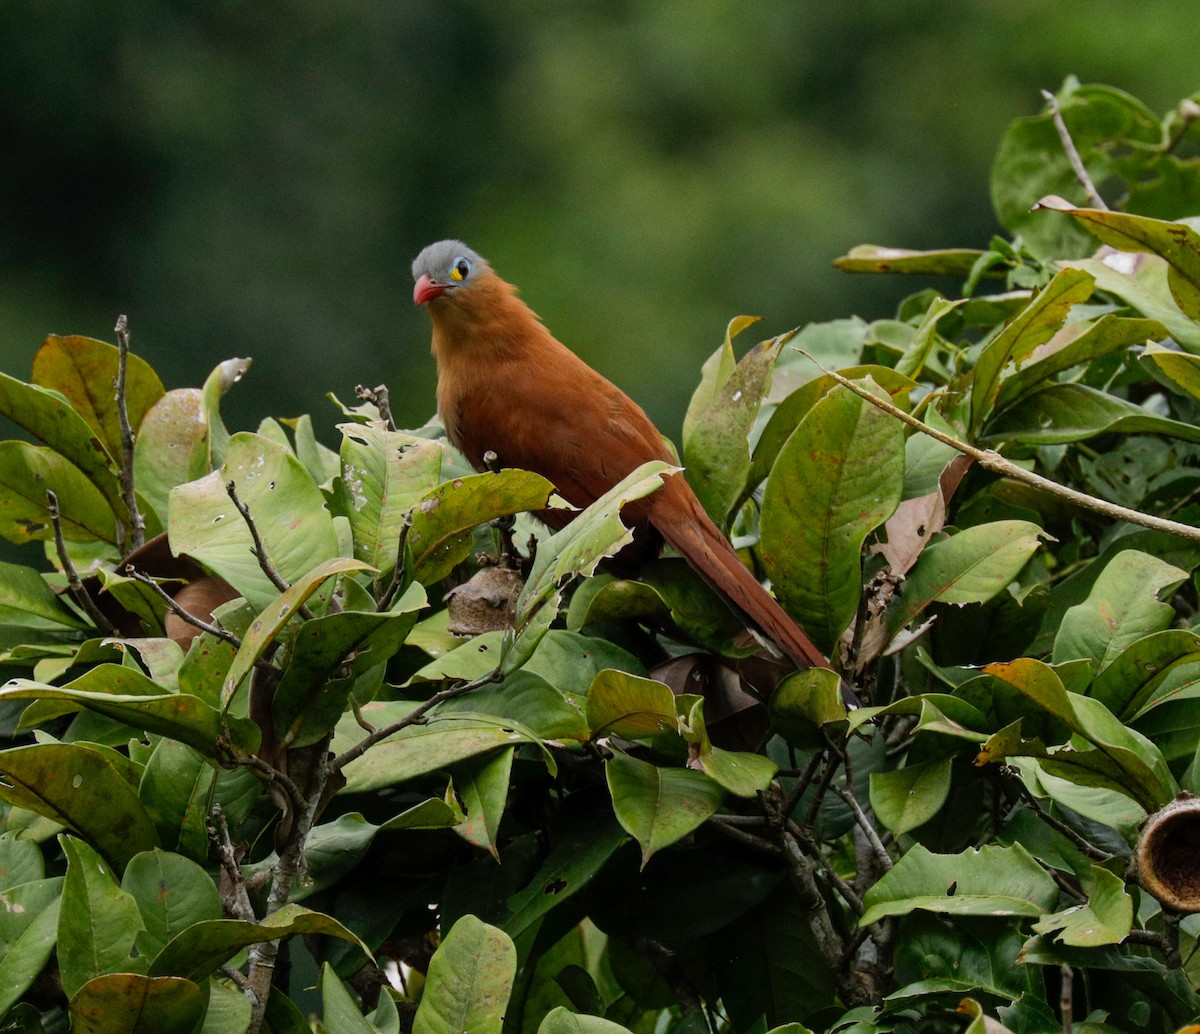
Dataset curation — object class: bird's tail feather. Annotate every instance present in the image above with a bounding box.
[650,478,832,672]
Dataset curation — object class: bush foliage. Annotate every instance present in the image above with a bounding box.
[2,80,1200,1033]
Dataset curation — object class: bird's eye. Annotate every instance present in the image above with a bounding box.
[450,257,471,282]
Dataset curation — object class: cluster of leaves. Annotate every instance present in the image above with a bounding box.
[2,79,1200,1033]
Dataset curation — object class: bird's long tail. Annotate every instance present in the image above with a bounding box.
[650,475,846,685]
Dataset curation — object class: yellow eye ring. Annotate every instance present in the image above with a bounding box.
[450,257,470,282]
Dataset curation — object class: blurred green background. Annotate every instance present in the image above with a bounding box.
[3,1,1197,439]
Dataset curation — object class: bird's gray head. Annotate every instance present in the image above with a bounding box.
[412,240,488,306]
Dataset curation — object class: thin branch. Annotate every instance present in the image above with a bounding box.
[355,383,396,431]
[225,481,316,621]
[327,668,503,775]
[1002,769,1114,862]
[1059,963,1073,1033]
[786,818,864,915]
[1041,90,1108,211]
[124,566,242,648]
[47,491,116,635]
[801,356,1200,544]
[706,814,785,859]
[113,315,146,551]
[209,805,256,922]
[801,753,842,832]
[781,748,826,820]
[236,754,307,814]
[220,964,250,988]
[377,513,413,612]
[835,786,893,872]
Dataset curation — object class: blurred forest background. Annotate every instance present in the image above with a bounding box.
[3,1,1199,438]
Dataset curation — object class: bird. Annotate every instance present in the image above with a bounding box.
[411,239,840,690]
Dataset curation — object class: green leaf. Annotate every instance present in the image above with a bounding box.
[0,441,118,545]
[694,743,777,798]
[0,372,128,524]
[436,670,589,742]
[1141,342,1200,401]
[139,739,226,860]
[0,890,60,1017]
[122,849,222,961]
[982,658,1176,810]
[970,267,1095,434]
[993,315,1167,416]
[585,669,677,740]
[992,84,1162,258]
[1052,550,1186,673]
[886,521,1045,636]
[859,842,1057,925]
[1035,195,1200,320]
[985,382,1200,446]
[769,667,849,748]
[760,379,904,652]
[169,431,341,611]
[220,556,373,709]
[338,423,443,577]
[869,757,954,836]
[271,584,425,747]
[2,665,261,759]
[682,316,761,443]
[684,325,783,525]
[833,245,987,277]
[0,834,44,890]
[320,963,379,1032]
[69,974,205,1034]
[505,461,673,673]
[412,914,515,1034]
[133,388,212,526]
[149,903,370,980]
[503,815,627,940]
[606,751,724,867]
[32,335,165,463]
[1090,629,1200,721]
[538,1009,637,1034]
[57,835,145,999]
[749,364,916,492]
[1032,864,1132,947]
[200,358,252,469]
[409,469,559,585]
[453,748,514,860]
[1064,255,1200,350]
[335,708,541,794]
[0,745,159,870]
[0,559,90,633]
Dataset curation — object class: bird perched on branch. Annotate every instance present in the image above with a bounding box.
[412,239,840,689]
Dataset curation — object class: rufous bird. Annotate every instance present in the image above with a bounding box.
[412,240,843,695]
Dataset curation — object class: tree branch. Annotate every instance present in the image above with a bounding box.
[47,491,116,635]
[225,481,316,620]
[1040,90,1108,211]
[114,315,146,552]
[327,668,503,775]
[124,566,242,648]
[800,356,1200,544]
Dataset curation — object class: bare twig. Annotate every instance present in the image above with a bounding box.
[377,514,413,612]
[706,814,785,859]
[220,964,250,988]
[835,786,893,872]
[113,315,146,551]
[47,491,116,635]
[1041,90,1108,211]
[245,740,332,1031]
[786,818,864,915]
[124,566,242,648]
[781,750,826,819]
[1002,768,1114,862]
[210,805,256,922]
[327,668,503,775]
[801,753,842,832]
[236,754,307,813]
[225,481,316,621]
[355,383,396,430]
[1059,963,1073,1033]
[801,356,1200,544]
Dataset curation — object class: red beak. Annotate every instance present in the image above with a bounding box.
[413,273,447,306]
